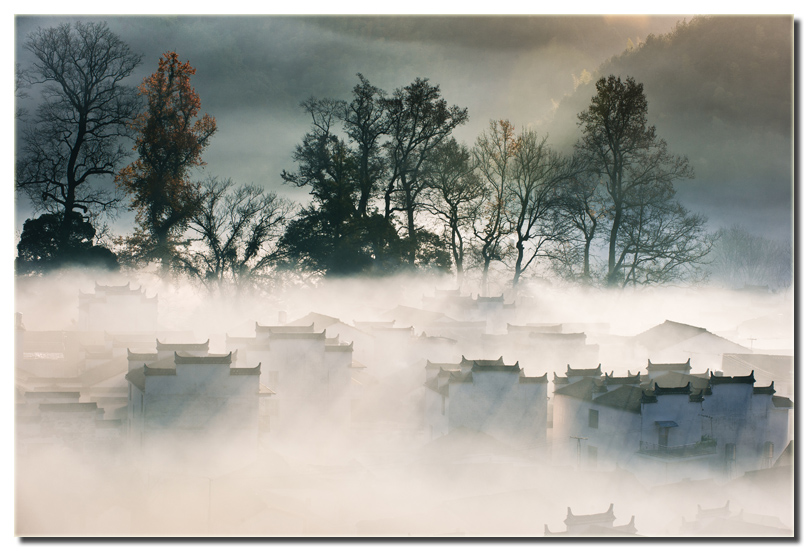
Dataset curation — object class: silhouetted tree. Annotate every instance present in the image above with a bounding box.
[615,183,713,286]
[16,212,118,274]
[423,138,483,287]
[179,177,293,293]
[576,75,693,286]
[553,157,604,282]
[472,120,515,294]
[506,130,573,288]
[383,78,468,263]
[116,52,217,274]
[16,21,141,249]
[343,74,390,217]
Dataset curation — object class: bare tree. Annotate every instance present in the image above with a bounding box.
[553,158,606,283]
[342,74,390,217]
[710,225,792,289]
[472,120,515,294]
[181,177,293,293]
[506,130,573,288]
[423,138,483,287]
[616,183,713,287]
[16,21,142,245]
[383,78,468,263]
[576,75,693,286]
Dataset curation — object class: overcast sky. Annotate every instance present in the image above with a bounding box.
[13,14,795,243]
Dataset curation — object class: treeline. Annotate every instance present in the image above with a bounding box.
[14,21,790,294]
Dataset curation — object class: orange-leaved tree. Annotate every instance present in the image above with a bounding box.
[116,51,217,273]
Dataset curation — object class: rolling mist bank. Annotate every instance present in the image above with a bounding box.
[15,269,794,536]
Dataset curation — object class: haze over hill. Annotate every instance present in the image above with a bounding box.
[543,16,793,241]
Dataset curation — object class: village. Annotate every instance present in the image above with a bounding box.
[14,278,794,537]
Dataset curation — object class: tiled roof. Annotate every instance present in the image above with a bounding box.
[143,357,176,370]
[424,375,449,397]
[518,371,548,384]
[753,382,776,395]
[772,396,793,408]
[448,371,473,384]
[565,504,616,526]
[127,349,158,361]
[566,364,602,377]
[652,382,693,395]
[229,365,261,376]
[475,294,504,303]
[643,371,711,391]
[286,312,341,329]
[710,371,755,385]
[156,338,210,351]
[466,356,504,366]
[592,385,643,413]
[174,352,233,364]
[471,360,520,372]
[635,320,707,351]
[647,359,692,372]
[553,373,570,385]
[554,377,601,400]
[603,371,641,385]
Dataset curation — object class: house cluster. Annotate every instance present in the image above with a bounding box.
[15,284,794,486]
[549,359,793,483]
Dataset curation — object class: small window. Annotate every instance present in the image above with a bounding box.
[589,409,599,429]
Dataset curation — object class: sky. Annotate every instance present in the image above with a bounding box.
[11,11,797,246]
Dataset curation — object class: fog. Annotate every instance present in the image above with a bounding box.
[14,268,794,536]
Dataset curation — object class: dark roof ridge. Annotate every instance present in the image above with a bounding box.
[156,338,210,350]
[753,382,776,395]
[565,503,616,525]
[653,382,692,395]
[174,351,233,364]
[647,358,691,370]
[710,370,755,384]
[519,371,548,383]
[472,360,520,372]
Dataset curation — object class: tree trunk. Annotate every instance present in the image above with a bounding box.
[607,205,622,286]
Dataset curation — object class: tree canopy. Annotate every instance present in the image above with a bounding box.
[116,51,217,273]
[16,21,141,249]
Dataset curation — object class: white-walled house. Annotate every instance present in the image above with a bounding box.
[550,359,793,484]
[226,323,358,433]
[125,349,261,472]
[424,357,547,451]
[637,371,792,482]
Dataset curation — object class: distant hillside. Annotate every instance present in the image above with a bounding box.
[543,16,793,240]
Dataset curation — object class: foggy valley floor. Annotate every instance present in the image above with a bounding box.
[14,271,795,537]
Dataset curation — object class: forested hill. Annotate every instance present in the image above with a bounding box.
[545,16,793,240]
